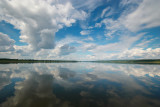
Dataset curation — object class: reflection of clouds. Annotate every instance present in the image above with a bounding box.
[0,71,11,90]
[43,63,160,77]
[1,63,160,90]
[59,68,76,80]
[80,91,91,97]
[1,63,159,91]
[88,69,148,93]
[1,72,71,107]
[0,63,160,107]
[85,63,160,77]
[105,95,160,107]
[1,63,159,78]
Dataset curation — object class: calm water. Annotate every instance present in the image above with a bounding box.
[0,63,160,107]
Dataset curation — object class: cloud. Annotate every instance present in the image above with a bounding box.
[136,37,156,48]
[0,0,87,51]
[80,30,91,35]
[86,47,160,60]
[118,48,160,59]
[80,42,97,51]
[119,0,142,7]
[83,36,94,41]
[100,6,114,19]
[95,18,125,38]
[90,34,143,53]
[59,44,76,56]
[122,0,160,32]
[101,7,110,18]
[68,0,105,12]
[18,36,81,59]
[0,32,15,52]
[0,0,159,60]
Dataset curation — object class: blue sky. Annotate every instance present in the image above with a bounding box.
[0,0,160,60]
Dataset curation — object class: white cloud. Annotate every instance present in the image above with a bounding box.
[68,0,105,12]
[101,7,110,18]
[90,34,143,53]
[0,32,15,52]
[95,18,125,38]
[136,38,156,48]
[81,43,97,51]
[118,48,160,59]
[79,47,160,60]
[122,0,160,32]
[120,0,142,7]
[0,0,159,60]
[83,36,94,41]
[80,30,91,35]
[0,0,87,51]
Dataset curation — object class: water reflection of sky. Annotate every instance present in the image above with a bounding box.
[0,63,160,107]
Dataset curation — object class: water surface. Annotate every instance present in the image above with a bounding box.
[0,63,160,107]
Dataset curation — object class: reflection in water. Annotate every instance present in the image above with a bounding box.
[0,63,160,107]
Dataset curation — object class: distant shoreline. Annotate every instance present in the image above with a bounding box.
[0,59,78,64]
[0,58,160,64]
[91,59,160,64]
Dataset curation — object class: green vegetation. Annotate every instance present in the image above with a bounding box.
[0,58,160,64]
[92,59,160,64]
[0,58,78,64]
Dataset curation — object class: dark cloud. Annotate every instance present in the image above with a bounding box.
[59,44,76,56]
[0,33,15,52]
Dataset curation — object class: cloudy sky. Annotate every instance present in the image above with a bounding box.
[0,0,160,60]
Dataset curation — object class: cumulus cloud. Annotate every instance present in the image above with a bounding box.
[83,36,94,41]
[86,47,160,60]
[59,44,76,56]
[0,0,159,60]
[0,0,87,51]
[80,30,91,35]
[0,32,15,52]
[122,0,160,32]
[119,48,160,59]
[80,42,97,51]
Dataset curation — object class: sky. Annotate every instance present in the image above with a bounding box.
[0,0,160,60]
